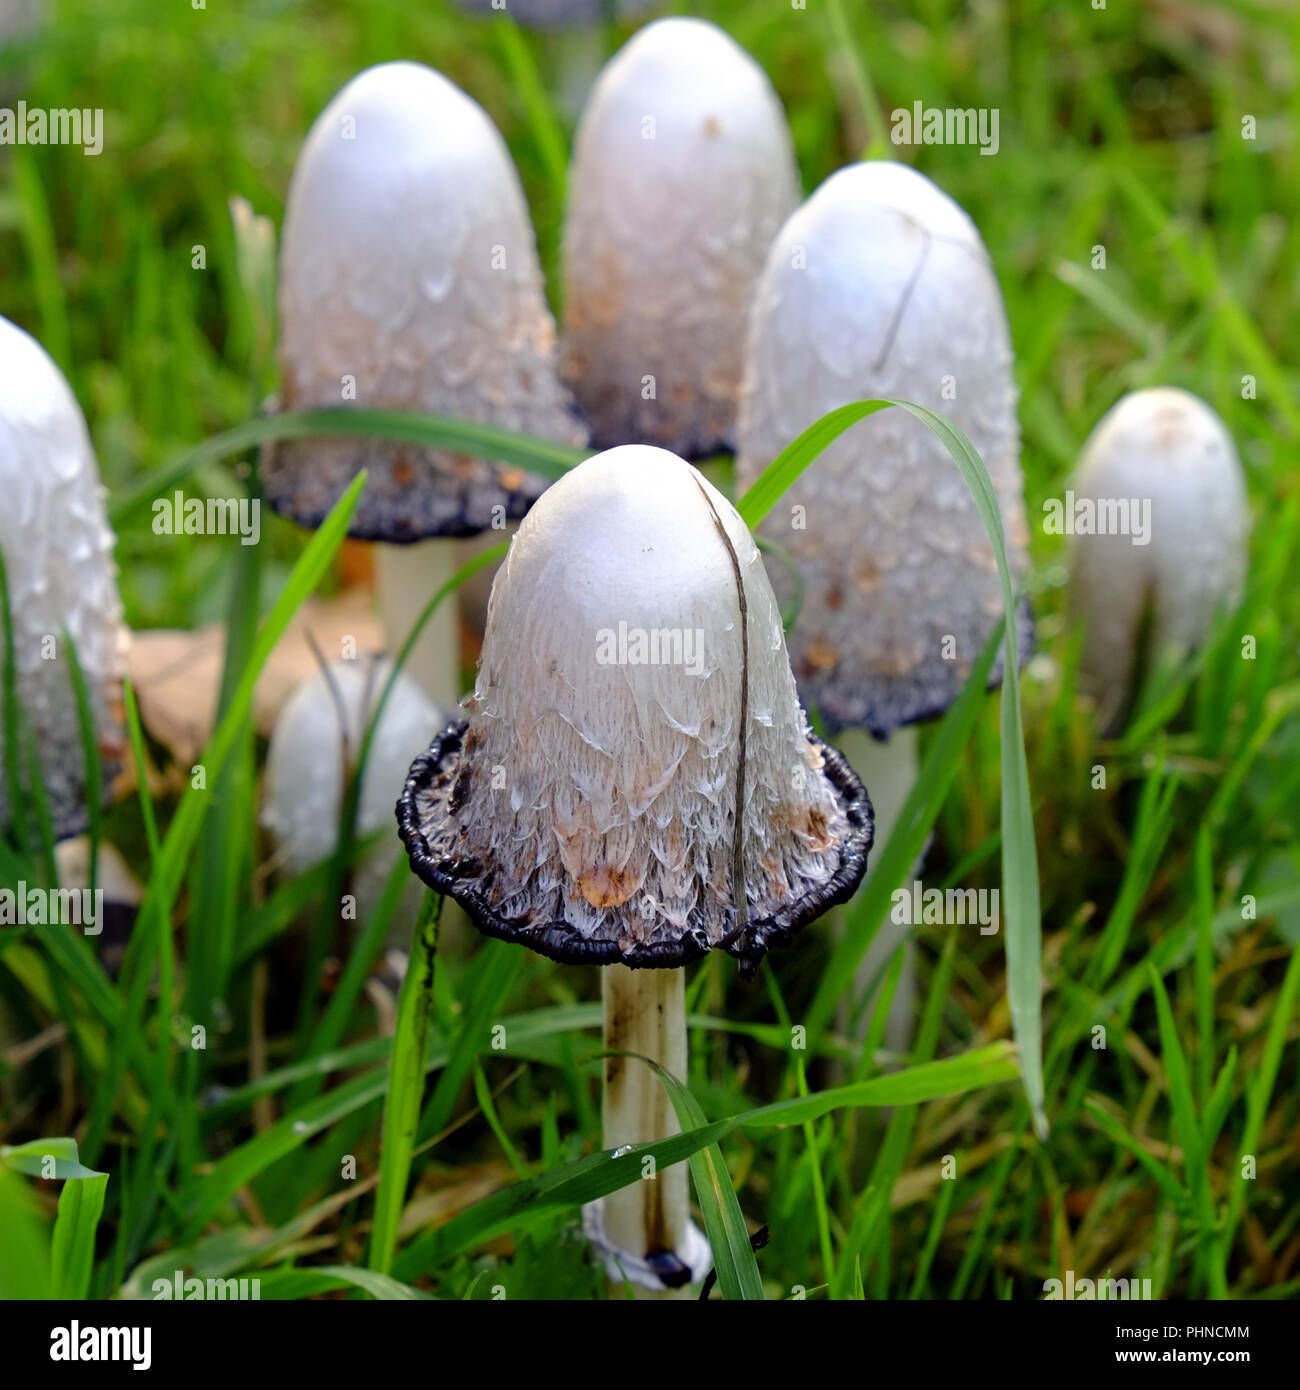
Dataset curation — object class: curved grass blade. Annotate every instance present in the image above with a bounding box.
[369,894,441,1275]
[737,397,1044,1137]
[111,408,589,526]
[640,1056,764,1301]
[81,472,366,1167]
[394,1044,1018,1278]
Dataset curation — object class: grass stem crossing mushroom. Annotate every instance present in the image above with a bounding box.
[398,445,871,1292]
[736,162,1030,1052]
[267,60,586,709]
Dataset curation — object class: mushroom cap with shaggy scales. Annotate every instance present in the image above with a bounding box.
[735,161,1031,738]
[0,315,127,838]
[1069,387,1249,709]
[264,61,586,542]
[560,18,800,459]
[398,445,871,974]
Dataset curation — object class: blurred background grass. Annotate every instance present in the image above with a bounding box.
[1,0,1298,1299]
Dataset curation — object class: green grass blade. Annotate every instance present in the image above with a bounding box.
[52,1171,110,1300]
[643,1056,764,1301]
[737,397,1043,1133]
[111,409,588,527]
[370,894,441,1275]
[81,471,366,1167]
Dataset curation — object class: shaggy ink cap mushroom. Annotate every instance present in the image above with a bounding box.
[560,18,800,459]
[735,161,1032,739]
[1069,387,1249,718]
[0,315,127,838]
[264,61,586,542]
[398,445,871,977]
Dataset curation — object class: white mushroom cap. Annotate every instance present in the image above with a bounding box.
[0,315,127,837]
[265,60,586,541]
[263,656,445,925]
[560,17,800,458]
[735,161,1030,738]
[398,445,870,974]
[1069,387,1249,716]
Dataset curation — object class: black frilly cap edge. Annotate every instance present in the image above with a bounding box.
[258,436,551,543]
[396,720,873,976]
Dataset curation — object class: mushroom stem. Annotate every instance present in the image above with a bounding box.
[835,725,918,1055]
[376,541,462,711]
[593,963,709,1296]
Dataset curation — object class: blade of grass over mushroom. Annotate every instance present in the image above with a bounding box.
[807,622,1001,1042]
[292,541,508,1074]
[370,893,440,1277]
[80,473,366,1167]
[110,409,589,526]
[392,1043,1018,1278]
[739,397,1043,1135]
[641,1055,763,1301]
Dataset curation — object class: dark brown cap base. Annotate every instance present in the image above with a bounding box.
[816,597,1036,740]
[259,436,551,542]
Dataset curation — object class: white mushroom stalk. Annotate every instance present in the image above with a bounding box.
[0,314,128,840]
[735,162,1030,1052]
[560,17,799,458]
[398,445,871,1292]
[266,60,586,709]
[1068,387,1249,731]
[263,655,443,941]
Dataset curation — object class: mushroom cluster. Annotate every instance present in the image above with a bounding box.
[399,445,871,1289]
[0,314,128,839]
